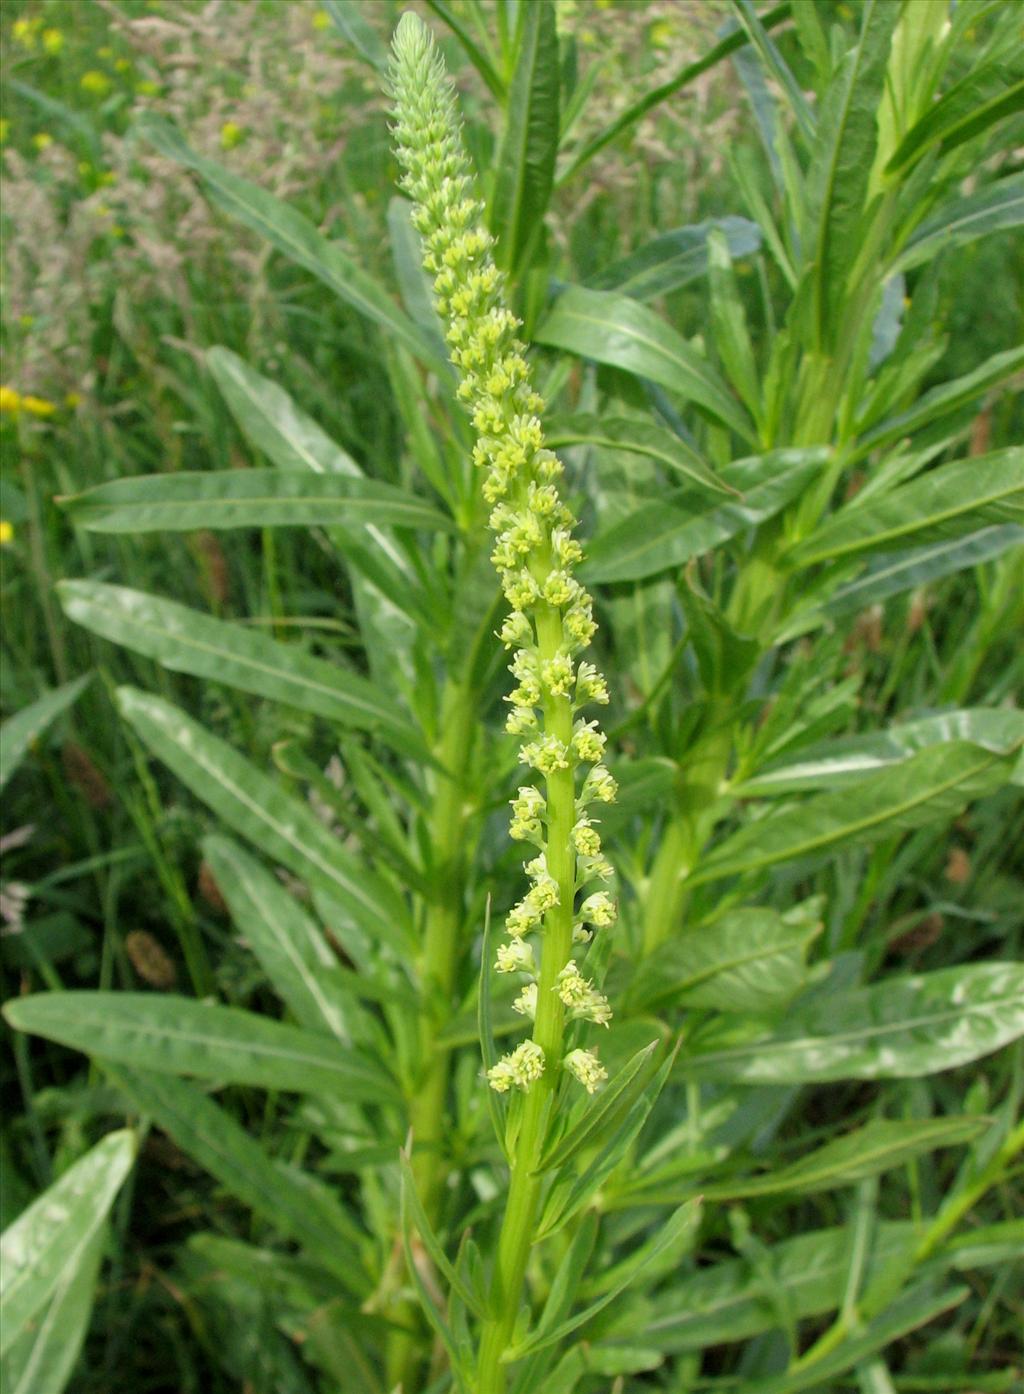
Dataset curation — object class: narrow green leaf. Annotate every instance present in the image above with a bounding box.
[136,114,446,375]
[856,345,1024,455]
[536,1040,660,1174]
[3,992,400,1103]
[805,0,899,344]
[424,0,504,100]
[59,581,426,761]
[694,741,1019,885]
[686,962,1024,1083]
[1,1228,104,1394]
[547,413,731,496]
[730,0,815,142]
[588,216,761,301]
[582,449,826,584]
[62,470,452,535]
[0,1129,135,1358]
[737,709,1024,797]
[704,1117,988,1200]
[490,0,559,274]
[887,62,1024,173]
[0,674,91,792]
[105,1066,370,1294]
[631,904,821,1014]
[201,836,369,1044]
[398,1152,487,1319]
[115,686,410,950]
[322,0,387,71]
[535,285,755,441]
[896,174,1024,273]
[790,450,1024,566]
[509,1200,701,1360]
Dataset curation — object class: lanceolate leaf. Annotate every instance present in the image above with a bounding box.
[694,740,1019,885]
[1,1228,104,1394]
[0,1129,136,1358]
[702,1116,988,1200]
[62,470,452,535]
[59,581,427,761]
[536,285,755,441]
[886,61,1024,174]
[104,1066,371,1295]
[582,449,827,584]
[202,835,367,1044]
[0,673,92,793]
[685,962,1024,1083]
[896,174,1024,273]
[737,708,1024,797]
[631,904,821,1014]
[3,992,401,1103]
[136,114,446,375]
[546,413,731,496]
[586,216,761,301]
[789,450,1024,566]
[115,686,410,950]
[489,0,559,275]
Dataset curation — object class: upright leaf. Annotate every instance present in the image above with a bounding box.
[0,674,91,792]
[489,0,559,275]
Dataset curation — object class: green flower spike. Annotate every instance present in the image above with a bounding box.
[389,12,618,1104]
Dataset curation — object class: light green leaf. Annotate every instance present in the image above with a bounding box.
[423,0,503,100]
[535,285,755,441]
[896,174,1024,273]
[3,992,400,1103]
[489,0,559,275]
[704,1116,988,1200]
[694,740,1019,885]
[582,448,826,584]
[789,450,1024,566]
[202,835,367,1044]
[686,962,1024,1083]
[546,413,731,496]
[586,215,761,301]
[887,61,1024,174]
[136,115,446,375]
[737,708,1024,797]
[1,1228,104,1394]
[0,674,91,792]
[62,470,452,535]
[0,1129,135,1358]
[59,581,426,761]
[631,903,821,1014]
[105,1066,370,1295]
[115,686,410,950]
[730,0,815,143]
[322,0,387,72]
[536,1040,660,1174]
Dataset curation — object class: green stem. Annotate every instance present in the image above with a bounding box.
[476,601,576,1392]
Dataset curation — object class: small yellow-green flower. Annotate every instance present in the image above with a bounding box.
[81,71,112,97]
[219,120,244,151]
[32,132,53,152]
[0,520,14,547]
[312,8,331,29]
[13,17,41,49]
[42,27,63,54]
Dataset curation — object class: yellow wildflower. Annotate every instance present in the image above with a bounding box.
[65,392,82,409]
[0,386,21,415]
[81,71,112,96]
[0,521,13,547]
[42,28,64,54]
[32,132,53,151]
[23,393,57,418]
[219,120,244,150]
[312,9,331,29]
[136,79,160,96]
[13,17,41,48]
[0,120,9,144]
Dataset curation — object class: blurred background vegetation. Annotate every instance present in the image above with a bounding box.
[1,2,1021,1391]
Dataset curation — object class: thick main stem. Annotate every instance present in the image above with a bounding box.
[476,603,576,1391]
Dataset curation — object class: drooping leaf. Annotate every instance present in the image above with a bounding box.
[535,285,755,441]
[3,992,401,1103]
[587,216,761,301]
[789,450,1024,566]
[136,115,446,375]
[62,470,452,535]
[0,1129,135,1358]
[0,674,92,792]
[104,1066,371,1295]
[202,836,369,1045]
[115,686,411,951]
[489,0,559,275]
[694,740,1019,885]
[685,962,1024,1083]
[546,413,730,496]
[582,449,826,584]
[59,581,427,761]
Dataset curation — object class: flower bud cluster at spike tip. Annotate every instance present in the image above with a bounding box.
[389,13,617,1096]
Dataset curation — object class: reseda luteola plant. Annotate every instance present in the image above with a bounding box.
[390,11,619,1377]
